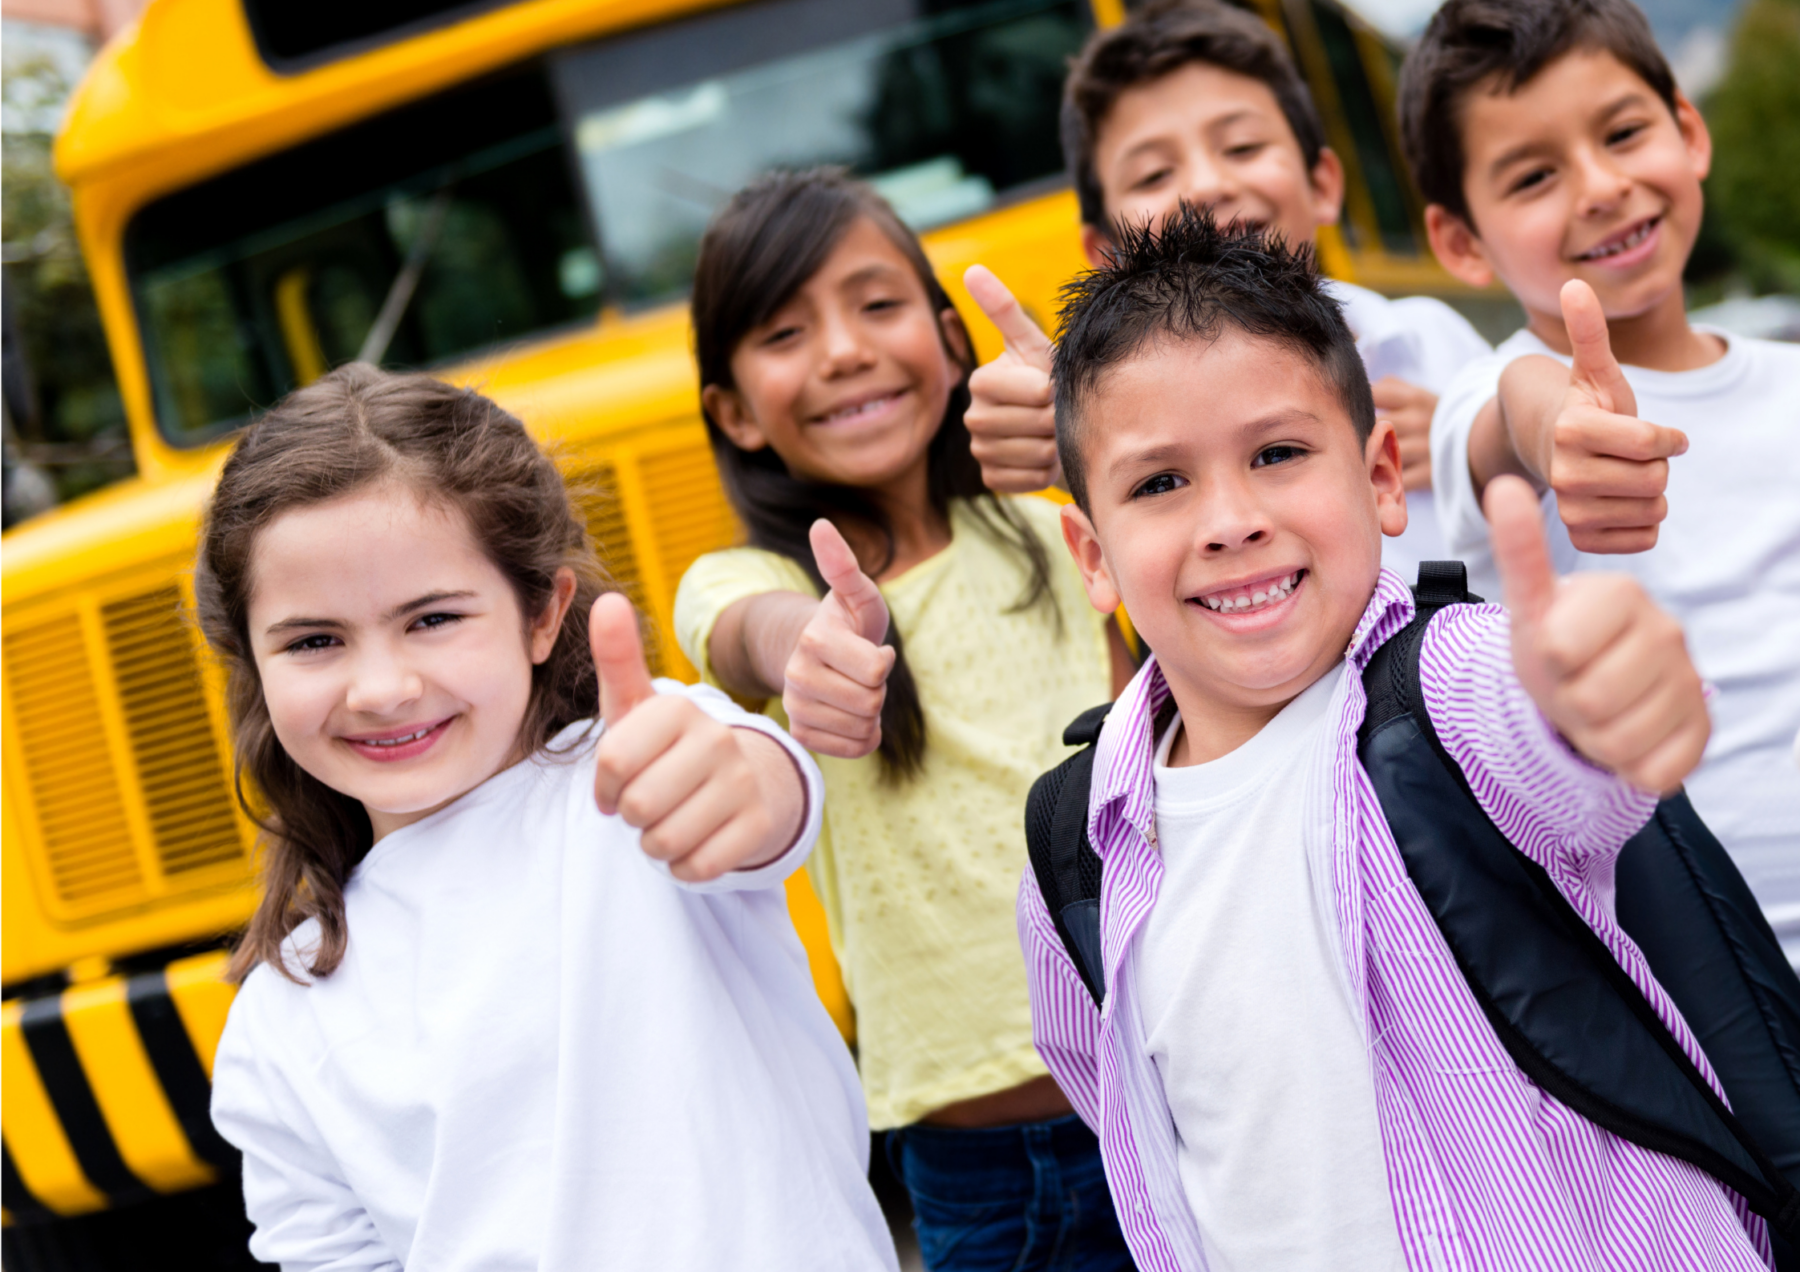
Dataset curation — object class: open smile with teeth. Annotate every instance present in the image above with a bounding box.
[352,723,439,747]
[1577,217,1658,261]
[818,389,906,425]
[1196,570,1304,613]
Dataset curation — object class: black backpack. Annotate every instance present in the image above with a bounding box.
[1025,561,1800,1257]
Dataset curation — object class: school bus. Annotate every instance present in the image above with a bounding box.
[0,0,1471,1255]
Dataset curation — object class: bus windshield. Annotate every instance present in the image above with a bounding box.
[123,0,1087,446]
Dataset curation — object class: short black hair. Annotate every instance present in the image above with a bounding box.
[1052,204,1373,511]
[1061,0,1328,230]
[1399,0,1678,224]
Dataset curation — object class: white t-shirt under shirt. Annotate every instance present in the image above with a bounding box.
[1134,662,1406,1272]
[1431,328,1800,955]
[1328,280,1492,580]
[210,684,899,1272]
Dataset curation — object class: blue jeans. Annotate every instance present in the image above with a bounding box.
[886,1114,1135,1272]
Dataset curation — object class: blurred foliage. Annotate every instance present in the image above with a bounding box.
[2,42,134,506]
[1695,0,1800,294]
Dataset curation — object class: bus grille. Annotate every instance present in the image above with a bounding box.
[573,461,661,674]
[101,589,243,877]
[639,445,739,601]
[2,614,144,906]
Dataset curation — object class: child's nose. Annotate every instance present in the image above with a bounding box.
[1196,480,1270,552]
[343,646,425,715]
[1571,145,1633,216]
[1182,152,1237,209]
[817,310,876,377]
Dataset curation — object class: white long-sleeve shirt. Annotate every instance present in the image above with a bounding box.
[210,683,899,1272]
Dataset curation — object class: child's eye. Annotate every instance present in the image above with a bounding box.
[1508,166,1553,196]
[760,324,802,346]
[412,612,463,632]
[1132,167,1173,190]
[1251,445,1304,468]
[1224,142,1266,160]
[864,296,904,315]
[1606,122,1647,147]
[1131,472,1186,498]
[284,633,340,654]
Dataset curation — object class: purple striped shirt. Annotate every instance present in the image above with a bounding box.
[1017,569,1771,1271]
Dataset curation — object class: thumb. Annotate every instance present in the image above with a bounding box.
[963,264,1053,371]
[1485,475,1556,631]
[590,592,656,727]
[1561,279,1630,414]
[809,519,889,647]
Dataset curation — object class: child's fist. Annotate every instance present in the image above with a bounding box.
[1538,279,1688,553]
[964,265,1060,493]
[782,520,897,759]
[590,593,797,881]
[1371,376,1437,493]
[1487,475,1708,794]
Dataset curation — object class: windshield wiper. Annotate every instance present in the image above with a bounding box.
[357,189,452,366]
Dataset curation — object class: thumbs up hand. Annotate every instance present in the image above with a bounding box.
[1519,280,1688,554]
[1487,475,1708,794]
[782,520,897,759]
[591,592,801,881]
[964,265,1061,493]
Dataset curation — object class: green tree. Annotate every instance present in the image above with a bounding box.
[1704,0,1800,293]
[2,42,133,507]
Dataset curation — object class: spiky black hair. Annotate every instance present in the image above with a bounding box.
[1051,204,1374,511]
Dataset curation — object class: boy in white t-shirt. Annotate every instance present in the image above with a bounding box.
[1400,0,1800,951]
[960,0,1490,576]
[1022,205,1755,1271]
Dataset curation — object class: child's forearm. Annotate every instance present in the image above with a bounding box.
[707,591,820,700]
[731,727,808,870]
[1470,355,1573,497]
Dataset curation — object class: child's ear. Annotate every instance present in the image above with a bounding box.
[1673,91,1713,181]
[1307,146,1347,228]
[1060,501,1123,615]
[1365,419,1409,539]
[1080,223,1113,270]
[702,384,770,453]
[1424,205,1495,290]
[531,567,579,664]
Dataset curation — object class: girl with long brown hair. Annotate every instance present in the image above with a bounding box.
[673,170,1136,1271]
[199,364,897,1270]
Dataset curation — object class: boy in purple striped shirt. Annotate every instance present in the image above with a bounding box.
[1018,205,1765,1270]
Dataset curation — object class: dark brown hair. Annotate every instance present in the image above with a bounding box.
[1399,0,1679,224]
[196,364,609,983]
[1053,204,1373,511]
[691,167,1057,781]
[1062,0,1328,230]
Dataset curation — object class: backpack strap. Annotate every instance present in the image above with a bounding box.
[1024,706,1111,1007]
[1360,562,1800,1244]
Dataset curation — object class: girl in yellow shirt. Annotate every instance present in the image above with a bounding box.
[674,169,1133,1272]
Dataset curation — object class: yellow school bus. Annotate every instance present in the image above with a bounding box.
[0,0,1469,1251]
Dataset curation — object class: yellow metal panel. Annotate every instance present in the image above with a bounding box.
[0,1001,108,1216]
[58,978,215,1193]
[785,871,852,1043]
[164,951,236,1081]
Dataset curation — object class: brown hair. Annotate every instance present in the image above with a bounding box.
[1399,0,1679,224]
[1061,0,1328,230]
[196,364,609,983]
[692,167,1058,782]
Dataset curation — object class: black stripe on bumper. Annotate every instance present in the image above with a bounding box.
[1,1139,54,1225]
[126,970,236,1168]
[18,997,148,1206]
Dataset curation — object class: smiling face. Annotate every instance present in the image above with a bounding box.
[1061,329,1405,761]
[1086,63,1344,268]
[247,482,571,840]
[702,216,968,507]
[1426,49,1709,342]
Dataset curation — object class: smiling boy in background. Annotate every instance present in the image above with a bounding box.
[963,0,1490,576]
[1401,0,1800,957]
